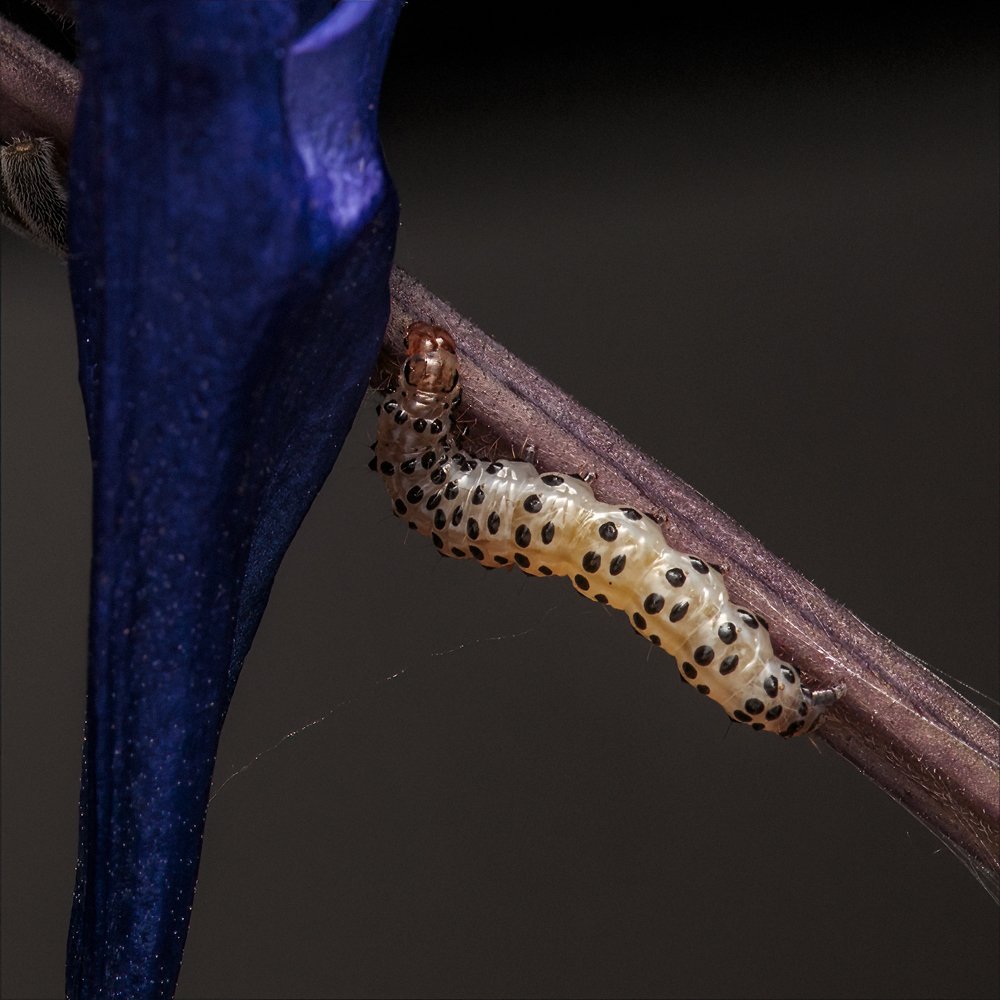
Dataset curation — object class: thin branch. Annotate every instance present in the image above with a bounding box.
[3,11,998,899]
[381,272,1000,899]
[0,14,78,152]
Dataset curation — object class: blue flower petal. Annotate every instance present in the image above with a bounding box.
[65,3,401,997]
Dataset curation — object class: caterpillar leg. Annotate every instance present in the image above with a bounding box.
[786,682,846,737]
[810,683,846,709]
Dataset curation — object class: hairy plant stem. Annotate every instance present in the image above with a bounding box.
[382,273,999,897]
[0,14,77,151]
[3,10,997,899]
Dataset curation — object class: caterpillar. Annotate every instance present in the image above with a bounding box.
[373,322,843,737]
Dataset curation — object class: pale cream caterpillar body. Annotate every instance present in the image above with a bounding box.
[373,322,843,736]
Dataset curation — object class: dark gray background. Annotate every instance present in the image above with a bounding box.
[2,8,998,999]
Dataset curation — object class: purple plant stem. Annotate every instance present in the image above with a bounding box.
[0,15,77,151]
[382,270,1000,897]
[4,17,998,898]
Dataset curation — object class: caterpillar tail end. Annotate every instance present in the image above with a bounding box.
[787,681,846,738]
[811,682,846,709]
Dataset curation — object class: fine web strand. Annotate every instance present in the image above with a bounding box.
[209,605,563,802]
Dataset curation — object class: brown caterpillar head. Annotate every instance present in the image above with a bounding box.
[405,321,455,356]
[402,322,460,399]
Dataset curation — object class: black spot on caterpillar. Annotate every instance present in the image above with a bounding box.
[375,322,844,737]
